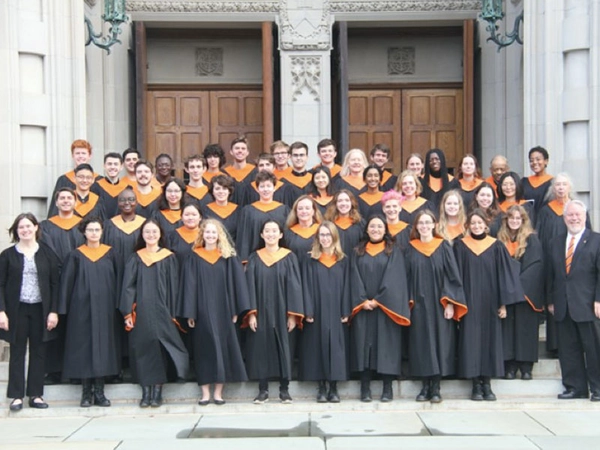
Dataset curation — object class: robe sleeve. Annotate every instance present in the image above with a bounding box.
[349,251,370,319]
[495,241,526,306]
[179,253,198,320]
[300,257,316,319]
[119,253,139,318]
[228,256,251,316]
[57,251,78,315]
[438,241,468,320]
[165,255,180,318]
[284,253,304,328]
[371,249,411,326]
[519,234,544,311]
[340,257,352,318]
[235,207,251,262]
[241,253,259,328]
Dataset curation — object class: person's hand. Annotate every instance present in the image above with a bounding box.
[363,301,373,311]
[124,317,134,329]
[444,303,455,320]
[305,317,314,323]
[248,314,257,332]
[498,305,507,319]
[547,304,554,315]
[341,316,348,323]
[46,312,58,331]
[287,316,297,332]
[594,302,600,319]
[0,311,8,331]
[369,300,378,309]
[232,315,238,323]
[188,318,196,328]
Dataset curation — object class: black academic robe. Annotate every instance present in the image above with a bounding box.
[236,202,290,261]
[223,164,257,206]
[388,222,411,250]
[40,216,85,263]
[58,245,120,378]
[67,192,106,221]
[311,195,334,216]
[282,171,313,203]
[242,180,297,208]
[154,209,183,235]
[299,254,351,381]
[453,235,525,378]
[283,223,319,262]
[399,197,437,226]
[133,186,161,218]
[536,201,592,352]
[457,179,484,210]
[243,249,304,381]
[421,175,460,211]
[119,249,189,385]
[201,202,240,244]
[102,215,145,269]
[48,171,101,216]
[334,218,365,256]
[380,170,397,192]
[92,177,132,219]
[167,226,198,268]
[522,174,553,215]
[180,249,250,385]
[185,184,211,209]
[498,200,536,228]
[333,175,366,199]
[349,244,411,376]
[405,239,466,377]
[502,234,544,363]
[358,191,384,220]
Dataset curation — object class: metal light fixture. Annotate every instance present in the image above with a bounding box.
[85,0,128,54]
[480,0,523,50]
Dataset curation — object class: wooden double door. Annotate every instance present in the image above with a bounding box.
[349,88,464,174]
[146,89,264,177]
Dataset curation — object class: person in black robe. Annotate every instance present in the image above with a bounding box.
[58,218,120,407]
[454,208,526,401]
[166,203,202,267]
[299,221,350,403]
[0,213,60,411]
[358,165,384,219]
[119,219,189,408]
[324,190,365,256]
[468,182,503,236]
[236,171,290,261]
[436,190,467,243]
[49,164,106,220]
[223,136,258,206]
[333,149,368,198]
[496,171,536,227]
[381,190,411,250]
[279,141,313,203]
[184,154,212,207]
[406,210,466,403]
[395,171,436,225]
[420,149,460,211]
[241,155,297,207]
[283,195,323,261]
[349,216,411,403]
[307,166,334,215]
[522,146,553,215]
[242,220,304,404]
[153,178,188,234]
[201,174,240,243]
[92,153,131,218]
[497,205,544,380]
[132,160,161,218]
[180,219,250,405]
[369,144,397,191]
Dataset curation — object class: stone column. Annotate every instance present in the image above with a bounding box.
[278,0,333,165]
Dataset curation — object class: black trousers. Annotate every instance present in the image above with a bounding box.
[7,303,46,399]
[556,313,600,395]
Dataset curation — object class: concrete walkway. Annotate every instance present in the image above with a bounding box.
[1,405,599,449]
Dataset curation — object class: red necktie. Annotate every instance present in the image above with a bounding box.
[565,235,575,274]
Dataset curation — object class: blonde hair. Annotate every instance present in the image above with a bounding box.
[310,221,345,261]
[394,170,423,196]
[194,218,236,258]
[285,195,323,228]
[436,189,466,241]
[340,149,368,177]
[497,205,535,259]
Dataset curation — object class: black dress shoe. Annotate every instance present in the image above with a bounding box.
[28,397,49,409]
[9,399,23,412]
[521,372,532,381]
[214,399,226,406]
[504,371,516,380]
[590,392,600,402]
[557,390,588,399]
[198,399,210,406]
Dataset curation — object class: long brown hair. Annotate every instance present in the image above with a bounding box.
[497,205,535,259]
[324,189,362,224]
[310,221,345,261]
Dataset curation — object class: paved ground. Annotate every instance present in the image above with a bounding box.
[1,404,599,449]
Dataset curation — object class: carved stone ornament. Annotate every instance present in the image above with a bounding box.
[126,1,279,13]
[290,56,321,102]
[196,48,224,76]
[84,0,97,6]
[330,0,480,12]
[279,0,332,51]
[388,47,415,75]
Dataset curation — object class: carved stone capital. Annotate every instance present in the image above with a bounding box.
[279,0,332,51]
[290,55,321,102]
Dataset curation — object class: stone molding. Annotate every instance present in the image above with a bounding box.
[290,56,321,101]
[330,0,480,12]
[279,0,332,51]
[126,1,279,13]
[84,0,97,7]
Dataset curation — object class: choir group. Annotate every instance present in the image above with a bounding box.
[1,137,599,412]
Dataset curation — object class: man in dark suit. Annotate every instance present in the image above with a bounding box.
[548,199,600,401]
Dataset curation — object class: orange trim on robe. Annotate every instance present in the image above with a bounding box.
[527,174,553,189]
[124,303,136,331]
[318,253,338,268]
[274,167,293,180]
[440,296,468,321]
[461,234,496,256]
[251,201,283,213]
[75,192,100,217]
[446,223,465,240]
[288,311,305,330]
[374,300,411,326]
[137,248,173,266]
[202,171,225,184]
[77,244,111,262]
[160,209,182,224]
[485,176,498,192]
[290,223,320,239]
[341,175,366,191]
[458,178,483,192]
[240,309,258,329]
[207,202,238,219]
[111,215,146,235]
[133,185,161,207]
[224,164,256,182]
[256,247,291,267]
[186,184,209,201]
[314,164,342,178]
[312,195,333,207]
[401,197,427,213]
[380,171,393,186]
[284,172,312,189]
[547,199,564,217]
[176,226,199,244]
[429,174,455,192]
[193,247,221,264]
[499,199,528,213]
[251,180,286,193]
[49,215,82,230]
[525,295,544,313]
[410,237,444,257]
[359,191,384,206]
[388,221,409,237]
[97,178,129,197]
[504,240,519,257]
[334,216,355,230]
[365,241,386,257]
